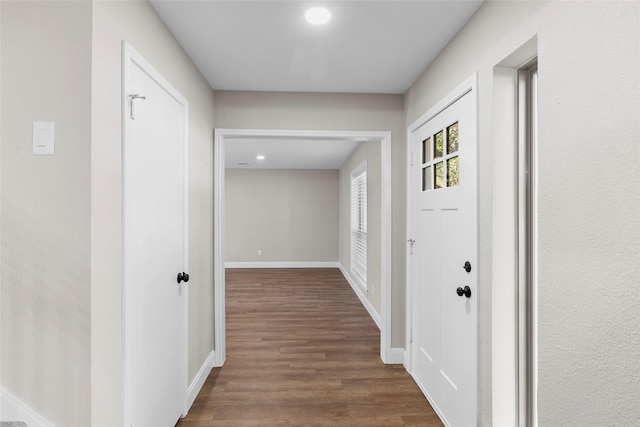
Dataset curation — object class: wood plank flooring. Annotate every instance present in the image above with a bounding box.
[178,268,443,426]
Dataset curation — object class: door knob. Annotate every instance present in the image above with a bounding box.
[456,286,471,298]
[177,272,189,283]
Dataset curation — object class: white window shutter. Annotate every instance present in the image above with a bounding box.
[350,161,367,287]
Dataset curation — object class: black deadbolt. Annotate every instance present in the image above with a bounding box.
[177,272,190,284]
[463,261,472,273]
[456,286,471,298]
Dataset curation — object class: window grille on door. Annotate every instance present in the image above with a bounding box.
[351,161,367,288]
[421,122,459,191]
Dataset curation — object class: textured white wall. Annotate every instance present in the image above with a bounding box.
[225,169,339,263]
[339,141,381,312]
[92,2,216,424]
[1,2,92,425]
[405,1,640,425]
[536,2,639,425]
[214,91,406,346]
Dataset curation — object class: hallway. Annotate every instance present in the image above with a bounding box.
[178,268,442,426]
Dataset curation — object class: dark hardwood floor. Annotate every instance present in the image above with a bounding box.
[178,268,443,426]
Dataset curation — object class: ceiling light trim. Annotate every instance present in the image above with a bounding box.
[305,7,331,25]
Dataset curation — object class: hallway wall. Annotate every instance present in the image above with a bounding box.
[1,2,92,425]
[226,168,339,264]
[2,2,217,425]
[91,1,216,425]
[405,1,640,425]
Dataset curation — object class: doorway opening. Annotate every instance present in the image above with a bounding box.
[213,129,393,367]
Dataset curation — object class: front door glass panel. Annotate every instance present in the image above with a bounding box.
[421,121,460,191]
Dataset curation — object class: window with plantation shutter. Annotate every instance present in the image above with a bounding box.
[350,161,367,288]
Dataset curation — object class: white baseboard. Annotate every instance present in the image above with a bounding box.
[386,347,407,365]
[409,371,450,426]
[185,351,215,414]
[0,387,54,427]
[338,264,382,329]
[225,261,340,269]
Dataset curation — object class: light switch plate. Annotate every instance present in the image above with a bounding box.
[33,122,55,155]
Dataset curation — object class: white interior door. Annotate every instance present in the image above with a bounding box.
[123,42,189,427]
[409,81,477,426]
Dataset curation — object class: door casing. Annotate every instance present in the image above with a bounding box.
[492,36,538,426]
[213,128,394,367]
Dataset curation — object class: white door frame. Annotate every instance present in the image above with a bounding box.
[405,73,478,373]
[122,41,189,422]
[492,37,538,426]
[213,128,393,367]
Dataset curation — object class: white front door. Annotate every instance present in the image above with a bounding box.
[409,80,477,426]
[123,43,189,427]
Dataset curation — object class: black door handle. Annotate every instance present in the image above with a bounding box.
[456,286,471,298]
[177,272,189,284]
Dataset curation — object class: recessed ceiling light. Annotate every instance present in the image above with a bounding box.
[305,7,331,25]
[256,155,266,160]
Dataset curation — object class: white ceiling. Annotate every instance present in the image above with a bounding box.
[150,0,484,169]
[225,136,362,169]
[151,0,483,94]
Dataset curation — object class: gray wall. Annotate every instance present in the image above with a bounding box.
[339,141,381,312]
[214,91,406,347]
[1,1,216,425]
[91,1,216,424]
[1,2,92,425]
[225,169,339,263]
[405,1,640,425]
